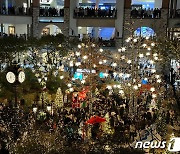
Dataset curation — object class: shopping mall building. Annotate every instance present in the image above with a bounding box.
[0,0,179,47]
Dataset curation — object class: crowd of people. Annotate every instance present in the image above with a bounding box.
[0,80,178,153]
[39,7,64,17]
[74,7,117,18]
[0,6,31,15]
[131,8,161,19]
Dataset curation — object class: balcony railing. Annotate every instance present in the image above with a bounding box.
[131,8,161,19]
[74,7,117,19]
[0,7,32,16]
[39,8,64,17]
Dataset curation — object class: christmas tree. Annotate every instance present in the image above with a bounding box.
[55,88,64,108]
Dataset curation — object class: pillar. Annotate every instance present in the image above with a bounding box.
[95,0,100,9]
[1,24,4,36]
[124,0,131,9]
[32,0,39,38]
[162,0,170,9]
[93,27,99,40]
[69,0,78,37]
[64,0,70,37]
[115,0,125,47]
[5,0,8,14]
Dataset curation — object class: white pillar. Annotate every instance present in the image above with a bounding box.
[69,0,78,36]
[176,0,180,9]
[5,0,8,14]
[93,27,99,39]
[96,0,100,9]
[154,0,163,8]
[115,0,124,39]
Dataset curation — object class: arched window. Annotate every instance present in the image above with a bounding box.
[41,25,62,36]
[134,27,155,37]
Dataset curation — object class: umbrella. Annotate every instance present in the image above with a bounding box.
[86,116,106,124]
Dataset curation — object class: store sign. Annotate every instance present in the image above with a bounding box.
[76,69,96,73]
[135,138,180,152]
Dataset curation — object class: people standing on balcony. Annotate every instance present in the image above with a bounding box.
[39,7,64,17]
[131,8,161,19]
[74,7,117,18]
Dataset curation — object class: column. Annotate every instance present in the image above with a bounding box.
[1,24,3,36]
[93,27,99,40]
[115,0,125,47]
[124,0,131,9]
[32,0,39,38]
[69,0,78,37]
[95,0,100,9]
[162,0,170,9]
[5,0,8,14]
[27,24,30,38]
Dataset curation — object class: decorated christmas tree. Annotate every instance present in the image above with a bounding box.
[55,87,64,108]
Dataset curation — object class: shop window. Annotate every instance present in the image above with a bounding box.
[8,26,15,35]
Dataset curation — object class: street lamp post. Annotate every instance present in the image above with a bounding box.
[6,62,25,107]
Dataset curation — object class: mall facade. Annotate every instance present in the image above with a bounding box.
[0,0,179,47]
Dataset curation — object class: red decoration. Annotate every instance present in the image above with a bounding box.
[78,87,89,101]
[86,116,106,125]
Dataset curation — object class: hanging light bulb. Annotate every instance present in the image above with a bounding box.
[99,49,103,52]
[78,45,81,48]
[69,88,74,92]
[103,59,107,63]
[150,87,155,92]
[118,48,122,52]
[146,52,151,56]
[117,85,121,89]
[157,79,161,83]
[150,60,154,64]
[104,73,108,77]
[92,44,95,47]
[152,94,157,98]
[142,44,147,48]
[133,85,138,90]
[139,54,144,58]
[67,83,72,87]
[153,53,158,57]
[155,75,160,79]
[147,47,151,51]
[151,43,155,47]
[122,47,126,52]
[119,90,124,94]
[133,38,138,42]
[151,69,156,73]
[107,85,112,90]
[83,55,88,60]
[119,73,124,77]
[154,57,159,60]
[113,85,117,88]
[99,61,103,64]
[138,84,141,87]
[81,80,85,84]
[144,78,148,81]
[127,60,132,64]
[121,56,125,59]
[76,52,80,56]
[112,63,117,67]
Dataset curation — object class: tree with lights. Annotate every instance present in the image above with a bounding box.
[58,40,117,113]
[55,87,64,108]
